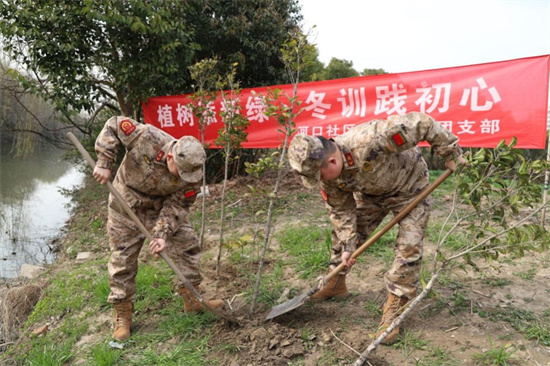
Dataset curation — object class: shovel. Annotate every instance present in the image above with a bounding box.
[67,132,239,324]
[266,168,453,320]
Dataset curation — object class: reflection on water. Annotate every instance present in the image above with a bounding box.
[0,150,84,278]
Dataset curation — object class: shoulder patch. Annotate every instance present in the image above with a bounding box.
[184,189,196,198]
[344,152,355,166]
[155,150,165,162]
[143,155,151,165]
[120,119,136,136]
[391,131,407,147]
[320,188,329,202]
[362,161,373,172]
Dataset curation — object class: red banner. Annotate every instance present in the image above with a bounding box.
[143,55,550,149]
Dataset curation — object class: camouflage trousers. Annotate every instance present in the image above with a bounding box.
[106,205,202,304]
[330,177,431,299]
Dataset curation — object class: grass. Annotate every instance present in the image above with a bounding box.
[315,349,349,366]
[426,222,471,252]
[393,330,429,359]
[363,299,382,318]
[276,225,331,279]
[6,233,219,366]
[483,277,513,287]
[233,261,290,306]
[4,168,550,366]
[26,260,108,324]
[523,323,550,346]
[129,338,214,366]
[449,290,471,313]
[133,262,175,311]
[364,224,396,264]
[156,308,217,340]
[63,176,110,256]
[415,346,459,366]
[488,307,537,331]
[472,337,517,365]
[485,306,550,345]
[513,267,537,281]
[300,328,316,350]
[88,342,123,366]
[24,341,74,365]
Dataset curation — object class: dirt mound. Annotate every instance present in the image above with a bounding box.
[209,316,389,366]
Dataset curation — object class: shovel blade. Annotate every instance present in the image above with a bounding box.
[265,292,310,320]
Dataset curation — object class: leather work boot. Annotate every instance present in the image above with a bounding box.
[310,273,349,301]
[376,293,410,344]
[112,301,133,341]
[178,285,224,313]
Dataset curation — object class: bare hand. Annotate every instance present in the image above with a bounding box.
[93,166,111,184]
[341,251,356,269]
[445,155,468,172]
[149,238,166,257]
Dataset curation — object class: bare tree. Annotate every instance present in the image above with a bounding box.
[188,59,219,251]
[248,28,316,315]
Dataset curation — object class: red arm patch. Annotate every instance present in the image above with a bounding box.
[391,132,406,146]
[120,119,136,136]
[184,189,196,198]
[344,152,355,166]
[320,188,329,202]
[155,150,165,162]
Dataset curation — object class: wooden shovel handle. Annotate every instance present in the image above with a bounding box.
[322,168,453,284]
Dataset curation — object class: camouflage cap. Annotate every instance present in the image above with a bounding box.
[172,136,206,183]
[288,134,324,188]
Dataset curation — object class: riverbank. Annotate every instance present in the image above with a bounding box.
[0,175,107,350]
[1,171,550,365]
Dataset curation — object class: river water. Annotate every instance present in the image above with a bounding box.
[0,150,84,278]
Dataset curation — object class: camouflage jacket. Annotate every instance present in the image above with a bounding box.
[95,116,200,240]
[320,112,461,252]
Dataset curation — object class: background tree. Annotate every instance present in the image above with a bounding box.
[0,1,196,120]
[0,59,71,156]
[296,41,325,82]
[0,0,302,149]
[322,58,360,80]
[190,0,303,88]
[361,68,387,76]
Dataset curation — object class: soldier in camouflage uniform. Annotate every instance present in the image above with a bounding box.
[288,112,465,344]
[93,116,224,342]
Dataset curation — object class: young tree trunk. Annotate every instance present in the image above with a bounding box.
[249,124,292,315]
[199,128,207,251]
[216,145,232,276]
[353,269,443,365]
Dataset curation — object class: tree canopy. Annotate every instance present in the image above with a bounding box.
[0,0,302,121]
[190,0,303,88]
[323,58,359,80]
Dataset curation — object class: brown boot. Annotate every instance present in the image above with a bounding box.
[376,293,410,344]
[112,301,133,341]
[310,273,349,301]
[178,285,224,313]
